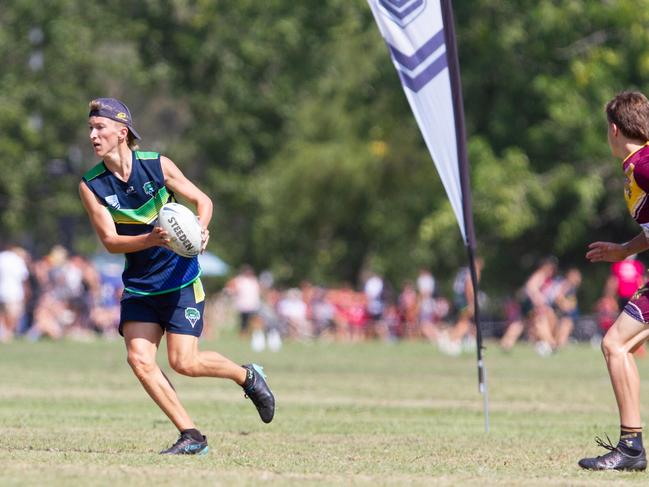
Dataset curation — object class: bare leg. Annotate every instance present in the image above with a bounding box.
[532,312,557,348]
[555,316,574,349]
[450,314,471,342]
[420,320,440,343]
[601,313,649,427]
[166,332,247,384]
[500,320,525,350]
[123,322,195,431]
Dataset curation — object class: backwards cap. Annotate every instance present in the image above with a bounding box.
[88,98,141,139]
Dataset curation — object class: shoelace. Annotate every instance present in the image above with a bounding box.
[594,434,619,454]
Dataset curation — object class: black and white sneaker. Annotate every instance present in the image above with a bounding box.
[242,363,275,423]
[578,435,647,471]
[160,432,209,455]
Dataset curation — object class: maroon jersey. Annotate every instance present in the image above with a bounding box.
[623,143,649,235]
[622,144,649,323]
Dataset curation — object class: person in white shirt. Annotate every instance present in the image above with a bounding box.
[226,265,261,336]
[0,246,29,342]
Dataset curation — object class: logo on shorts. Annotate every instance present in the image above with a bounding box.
[185,307,200,328]
[143,181,155,196]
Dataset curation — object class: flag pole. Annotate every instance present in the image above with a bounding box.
[440,0,490,432]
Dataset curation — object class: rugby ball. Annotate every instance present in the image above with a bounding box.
[158,203,202,258]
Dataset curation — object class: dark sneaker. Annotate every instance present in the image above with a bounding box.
[242,363,275,423]
[160,432,209,455]
[578,435,647,471]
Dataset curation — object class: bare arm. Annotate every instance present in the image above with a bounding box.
[464,273,475,311]
[161,156,213,251]
[79,181,169,254]
[525,271,549,308]
[586,231,649,263]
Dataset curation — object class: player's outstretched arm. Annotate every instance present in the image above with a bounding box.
[79,181,169,253]
[161,156,213,251]
[586,231,649,263]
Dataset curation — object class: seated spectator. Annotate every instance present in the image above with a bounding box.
[500,257,558,354]
[550,267,582,350]
[439,258,484,355]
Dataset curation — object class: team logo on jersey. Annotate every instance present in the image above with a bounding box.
[185,307,201,328]
[105,194,120,209]
[143,181,155,196]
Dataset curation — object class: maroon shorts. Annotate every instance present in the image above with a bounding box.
[623,284,649,324]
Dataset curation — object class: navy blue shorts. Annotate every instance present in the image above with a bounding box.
[119,279,206,337]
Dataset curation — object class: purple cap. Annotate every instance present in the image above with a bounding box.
[88,98,141,139]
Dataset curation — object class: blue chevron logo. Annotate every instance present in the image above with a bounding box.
[386,27,447,92]
[378,0,426,27]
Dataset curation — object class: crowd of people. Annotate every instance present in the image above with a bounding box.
[224,257,592,357]
[222,263,484,354]
[0,244,122,342]
[0,243,645,358]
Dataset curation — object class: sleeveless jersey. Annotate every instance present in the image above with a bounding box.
[82,151,201,295]
[623,143,649,237]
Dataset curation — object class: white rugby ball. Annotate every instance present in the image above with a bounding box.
[158,203,202,257]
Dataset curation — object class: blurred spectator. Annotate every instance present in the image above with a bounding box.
[596,293,619,335]
[31,246,73,339]
[330,283,366,342]
[398,281,419,339]
[225,264,261,337]
[0,245,29,342]
[18,249,40,337]
[257,288,284,351]
[500,257,558,354]
[89,255,123,336]
[364,271,388,339]
[416,268,435,299]
[439,258,484,355]
[550,267,582,350]
[607,255,646,310]
[310,287,336,339]
[278,288,311,339]
[417,268,441,344]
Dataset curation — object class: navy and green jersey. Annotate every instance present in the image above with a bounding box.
[81,151,200,295]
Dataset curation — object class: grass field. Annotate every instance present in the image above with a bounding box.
[1,334,649,486]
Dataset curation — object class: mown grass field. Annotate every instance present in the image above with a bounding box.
[1,333,649,486]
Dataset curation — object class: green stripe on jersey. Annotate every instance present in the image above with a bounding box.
[125,273,201,295]
[134,151,159,160]
[82,162,106,181]
[108,186,170,224]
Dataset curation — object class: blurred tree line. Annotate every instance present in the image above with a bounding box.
[1,0,649,307]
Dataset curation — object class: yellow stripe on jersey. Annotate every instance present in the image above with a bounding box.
[624,163,648,220]
[108,186,170,224]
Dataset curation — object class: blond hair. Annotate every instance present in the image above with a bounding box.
[88,100,139,150]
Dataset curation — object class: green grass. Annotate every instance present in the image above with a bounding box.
[1,334,649,486]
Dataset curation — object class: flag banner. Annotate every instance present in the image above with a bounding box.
[366,0,465,242]
[368,0,490,432]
